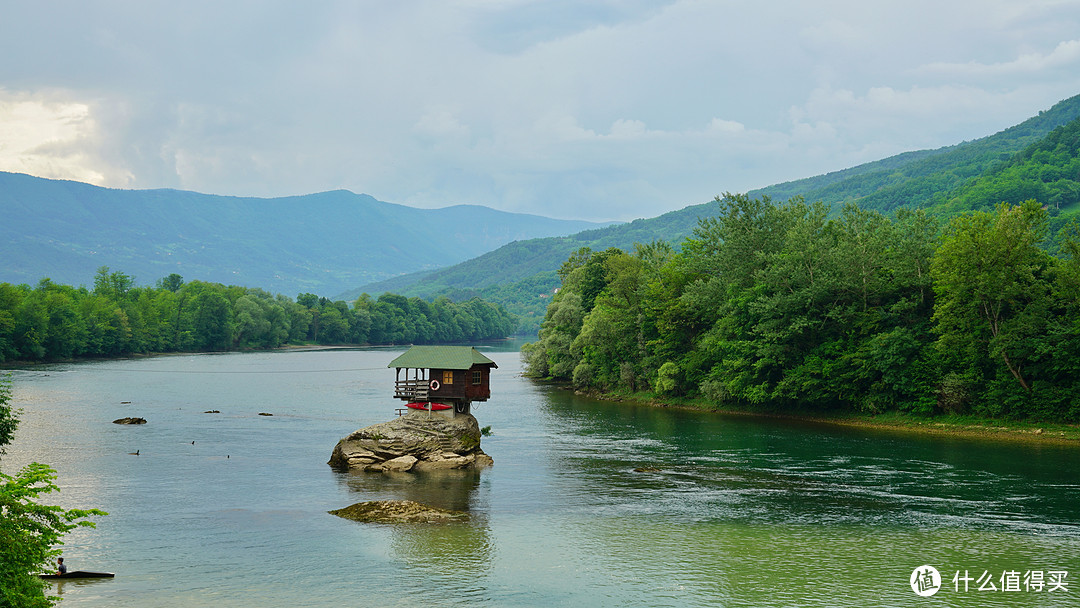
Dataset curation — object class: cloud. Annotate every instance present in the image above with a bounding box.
[0,90,113,185]
[414,109,472,139]
[607,119,648,140]
[1,1,1079,221]
[921,38,1080,78]
[706,118,746,135]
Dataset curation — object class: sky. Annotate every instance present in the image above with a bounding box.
[2,1,1080,222]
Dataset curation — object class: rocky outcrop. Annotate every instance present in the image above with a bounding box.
[328,410,493,472]
[329,500,467,523]
[113,417,147,424]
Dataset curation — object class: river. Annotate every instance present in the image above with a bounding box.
[3,343,1078,607]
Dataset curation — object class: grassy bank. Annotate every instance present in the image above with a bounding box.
[564,385,1080,444]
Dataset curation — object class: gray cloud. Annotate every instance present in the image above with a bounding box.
[2,1,1079,221]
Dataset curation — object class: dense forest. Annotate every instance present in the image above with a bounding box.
[523,194,1080,422]
[0,268,516,363]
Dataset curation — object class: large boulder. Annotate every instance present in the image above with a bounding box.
[328,411,492,472]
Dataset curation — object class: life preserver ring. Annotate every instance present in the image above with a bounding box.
[429,379,440,391]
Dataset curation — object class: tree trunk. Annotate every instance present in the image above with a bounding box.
[1001,350,1032,392]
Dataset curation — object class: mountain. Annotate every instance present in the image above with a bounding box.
[750,93,1080,212]
[0,172,612,296]
[346,93,1080,334]
[341,202,711,297]
[337,201,713,330]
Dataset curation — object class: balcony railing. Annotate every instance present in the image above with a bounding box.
[394,379,430,401]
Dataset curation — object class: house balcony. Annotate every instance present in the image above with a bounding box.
[394,379,430,402]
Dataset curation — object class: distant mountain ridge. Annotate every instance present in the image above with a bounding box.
[342,202,712,298]
[0,171,612,296]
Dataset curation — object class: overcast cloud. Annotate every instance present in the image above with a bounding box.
[1,1,1079,221]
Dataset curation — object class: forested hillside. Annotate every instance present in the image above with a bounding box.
[343,203,713,332]
[751,93,1080,212]
[0,268,514,363]
[0,172,609,297]
[943,117,1080,217]
[523,195,1080,422]
[356,94,1080,336]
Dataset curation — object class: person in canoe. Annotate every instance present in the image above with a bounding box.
[56,557,67,575]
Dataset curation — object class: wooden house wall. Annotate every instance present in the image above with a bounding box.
[464,364,491,401]
[426,364,492,402]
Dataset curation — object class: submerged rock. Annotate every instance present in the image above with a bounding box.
[113,417,147,425]
[328,410,492,472]
[329,500,467,523]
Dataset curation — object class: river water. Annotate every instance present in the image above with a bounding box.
[3,343,1078,607]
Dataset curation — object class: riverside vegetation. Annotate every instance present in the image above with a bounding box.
[0,376,106,608]
[0,268,515,363]
[523,195,1080,424]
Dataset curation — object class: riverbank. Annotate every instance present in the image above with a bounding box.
[563,385,1080,445]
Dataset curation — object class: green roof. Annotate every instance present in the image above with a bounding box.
[387,346,498,370]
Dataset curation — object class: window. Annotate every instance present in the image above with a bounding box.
[442,370,454,385]
[472,370,482,385]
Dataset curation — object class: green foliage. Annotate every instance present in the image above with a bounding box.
[0,270,517,363]
[931,201,1080,419]
[524,194,1080,423]
[0,378,14,451]
[0,464,107,608]
[944,119,1080,214]
[655,362,679,395]
[751,93,1080,213]
[0,376,107,608]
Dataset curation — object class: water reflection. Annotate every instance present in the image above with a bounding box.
[336,468,485,513]
[334,467,496,580]
[389,521,495,576]
[536,385,1080,535]
[45,577,116,601]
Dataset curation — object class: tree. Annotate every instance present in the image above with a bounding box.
[316,305,350,344]
[191,290,232,350]
[932,201,1052,410]
[0,377,15,451]
[92,267,135,302]
[0,376,106,607]
[232,295,271,348]
[0,284,21,363]
[156,274,184,293]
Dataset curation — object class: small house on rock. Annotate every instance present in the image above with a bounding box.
[389,346,497,418]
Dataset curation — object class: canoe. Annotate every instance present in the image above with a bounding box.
[39,571,115,579]
[406,402,452,411]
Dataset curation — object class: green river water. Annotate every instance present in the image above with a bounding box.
[3,343,1078,607]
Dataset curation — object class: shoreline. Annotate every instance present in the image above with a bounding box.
[0,340,514,369]
[560,385,1080,445]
